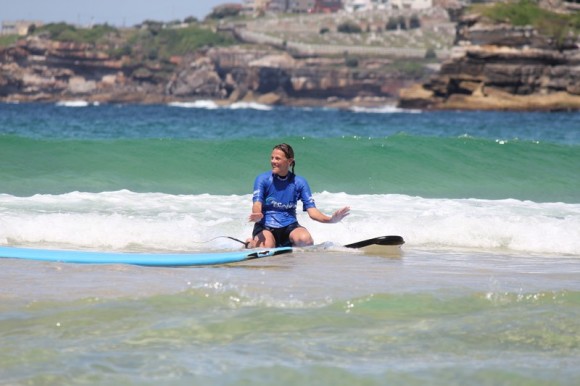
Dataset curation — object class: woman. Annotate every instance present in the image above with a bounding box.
[247,143,350,248]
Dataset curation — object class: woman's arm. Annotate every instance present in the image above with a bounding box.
[248,201,264,222]
[306,206,350,224]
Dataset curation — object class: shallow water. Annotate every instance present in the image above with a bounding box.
[1,102,579,385]
[1,247,579,385]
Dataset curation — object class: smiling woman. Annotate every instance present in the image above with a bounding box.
[246,143,350,248]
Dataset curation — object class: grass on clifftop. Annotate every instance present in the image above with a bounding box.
[28,22,235,59]
[34,23,120,44]
[124,25,235,60]
[0,35,19,48]
[473,0,580,45]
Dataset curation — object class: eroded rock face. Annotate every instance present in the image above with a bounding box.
[166,56,225,98]
[0,37,163,102]
[398,14,580,111]
[0,38,416,106]
[177,47,412,103]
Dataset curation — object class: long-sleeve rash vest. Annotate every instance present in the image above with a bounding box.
[252,172,316,228]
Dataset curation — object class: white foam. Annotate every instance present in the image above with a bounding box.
[56,100,91,107]
[1,191,579,255]
[350,105,421,114]
[228,102,273,111]
[168,100,219,109]
[167,100,273,111]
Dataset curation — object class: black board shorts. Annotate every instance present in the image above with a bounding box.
[252,222,303,247]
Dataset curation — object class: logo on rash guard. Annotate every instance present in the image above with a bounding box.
[265,197,296,210]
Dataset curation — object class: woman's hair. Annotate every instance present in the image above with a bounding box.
[273,143,295,174]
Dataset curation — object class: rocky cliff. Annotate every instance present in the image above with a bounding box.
[398,13,580,111]
[0,36,421,107]
[0,38,163,103]
[5,12,578,111]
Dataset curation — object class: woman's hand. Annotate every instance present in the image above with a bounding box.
[330,206,350,223]
[248,212,264,222]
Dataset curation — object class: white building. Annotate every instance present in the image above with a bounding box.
[289,0,317,13]
[244,0,434,13]
[1,20,43,36]
[243,0,270,13]
[343,0,433,12]
[391,0,432,10]
[268,0,290,12]
[344,0,388,12]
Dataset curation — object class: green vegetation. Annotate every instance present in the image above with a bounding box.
[29,22,234,60]
[397,16,407,30]
[385,17,399,31]
[35,23,119,44]
[207,5,241,20]
[473,0,580,48]
[425,47,437,59]
[0,34,19,48]
[385,15,422,31]
[122,25,235,60]
[391,58,433,77]
[344,55,359,68]
[159,26,235,54]
[409,14,421,29]
[337,21,362,34]
[476,0,545,25]
[183,16,199,24]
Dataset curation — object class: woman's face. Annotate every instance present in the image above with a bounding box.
[271,148,293,176]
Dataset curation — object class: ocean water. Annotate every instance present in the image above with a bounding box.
[1,101,579,385]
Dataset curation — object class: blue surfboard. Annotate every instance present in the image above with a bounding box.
[0,235,403,267]
[0,245,293,267]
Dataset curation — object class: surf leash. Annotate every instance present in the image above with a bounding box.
[193,236,249,248]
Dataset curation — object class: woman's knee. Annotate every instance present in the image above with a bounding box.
[251,231,276,248]
[290,228,314,247]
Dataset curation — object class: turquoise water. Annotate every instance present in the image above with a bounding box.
[1,103,579,202]
[1,101,579,385]
[1,134,579,202]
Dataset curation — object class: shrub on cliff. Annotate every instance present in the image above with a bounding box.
[345,56,359,68]
[207,5,241,20]
[409,14,421,29]
[425,47,437,59]
[160,26,235,54]
[385,17,398,31]
[123,25,235,61]
[184,16,199,24]
[386,16,408,31]
[337,21,362,34]
[35,23,119,44]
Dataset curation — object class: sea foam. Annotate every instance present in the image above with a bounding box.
[1,191,579,256]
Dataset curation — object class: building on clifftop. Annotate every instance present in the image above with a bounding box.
[343,0,433,12]
[311,0,344,13]
[1,20,43,36]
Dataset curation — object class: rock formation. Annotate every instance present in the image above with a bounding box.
[0,37,419,107]
[4,12,578,111]
[398,13,580,111]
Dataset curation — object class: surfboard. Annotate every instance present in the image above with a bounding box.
[0,235,404,267]
[0,245,293,267]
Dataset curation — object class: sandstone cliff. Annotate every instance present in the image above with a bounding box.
[398,13,580,111]
[0,37,165,103]
[0,36,421,107]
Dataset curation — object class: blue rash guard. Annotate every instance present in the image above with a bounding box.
[252,171,317,228]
